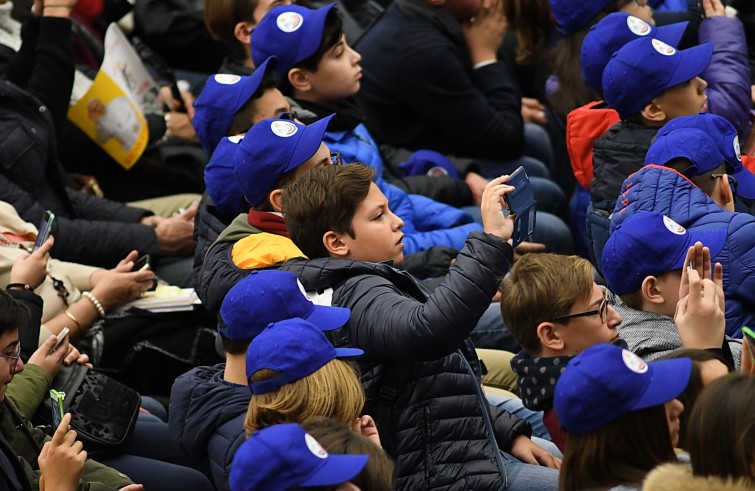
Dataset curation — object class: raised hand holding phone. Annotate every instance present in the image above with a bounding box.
[38,413,86,491]
[503,167,537,248]
[9,235,53,290]
[480,174,516,242]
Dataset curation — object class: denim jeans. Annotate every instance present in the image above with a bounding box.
[502,451,560,490]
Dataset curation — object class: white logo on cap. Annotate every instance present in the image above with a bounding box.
[622,349,648,374]
[626,16,651,36]
[662,215,686,235]
[276,12,304,33]
[214,74,241,85]
[228,135,243,144]
[734,136,743,162]
[304,433,328,459]
[652,39,676,56]
[270,121,298,138]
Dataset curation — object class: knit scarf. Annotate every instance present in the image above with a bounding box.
[247,210,288,238]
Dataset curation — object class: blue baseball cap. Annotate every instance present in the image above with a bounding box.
[246,318,363,394]
[554,344,692,434]
[233,114,334,206]
[549,0,612,36]
[582,13,688,93]
[193,57,277,153]
[659,113,755,199]
[204,135,245,219]
[219,270,350,340]
[602,36,712,119]
[251,4,336,77]
[602,212,727,296]
[645,127,727,175]
[229,423,368,491]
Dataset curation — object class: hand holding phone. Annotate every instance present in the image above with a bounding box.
[503,167,537,248]
[51,327,70,353]
[131,254,151,272]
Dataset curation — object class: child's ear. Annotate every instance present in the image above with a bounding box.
[288,68,312,94]
[537,322,564,352]
[268,189,285,213]
[233,21,254,46]
[716,173,734,208]
[641,276,664,305]
[323,231,349,258]
[640,99,667,124]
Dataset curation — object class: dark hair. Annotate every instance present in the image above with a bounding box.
[280,8,343,95]
[0,290,29,337]
[205,0,257,59]
[560,404,678,491]
[663,159,725,196]
[687,374,755,484]
[547,1,625,119]
[503,0,551,64]
[283,164,375,259]
[217,315,253,355]
[227,69,280,137]
[302,417,395,491]
[657,349,732,450]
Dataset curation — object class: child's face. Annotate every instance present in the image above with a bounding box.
[654,76,708,122]
[250,88,291,124]
[302,35,362,105]
[341,182,405,265]
[555,284,623,356]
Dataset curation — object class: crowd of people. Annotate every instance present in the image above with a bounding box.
[0,0,754,489]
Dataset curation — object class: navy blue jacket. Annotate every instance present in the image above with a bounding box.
[612,165,755,338]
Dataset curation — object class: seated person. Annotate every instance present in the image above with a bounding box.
[279,163,560,490]
[554,344,690,491]
[613,126,755,337]
[169,269,350,490]
[602,211,741,365]
[229,423,368,491]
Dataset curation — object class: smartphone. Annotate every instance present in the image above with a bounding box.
[33,211,55,252]
[131,254,151,272]
[51,327,70,353]
[50,389,65,428]
[503,167,537,248]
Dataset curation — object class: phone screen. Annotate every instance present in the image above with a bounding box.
[50,389,65,428]
[131,254,150,272]
[33,211,55,252]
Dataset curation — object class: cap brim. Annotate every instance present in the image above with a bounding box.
[334,347,364,358]
[669,225,728,270]
[655,21,688,48]
[286,113,335,172]
[302,454,368,487]
[666,42,712,89]
[631,357,691,411]
[306,304,351,331]
[732,168,755,199]
[295,3,337,63]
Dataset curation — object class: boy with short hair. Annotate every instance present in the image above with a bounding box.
[280,163,560,490]
[170,269,351,491]
[612,121,755,338]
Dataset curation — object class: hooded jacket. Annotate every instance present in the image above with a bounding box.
[169,364,249,491]
[611,165,755,338]
[280,231,531,490]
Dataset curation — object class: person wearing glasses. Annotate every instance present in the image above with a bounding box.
[499,253,624,450]
[612,123,755,339]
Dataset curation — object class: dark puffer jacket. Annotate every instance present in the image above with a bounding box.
[169,364,249,491]
[280,231,531,490]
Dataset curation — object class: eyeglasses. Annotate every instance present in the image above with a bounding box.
[330,151,342,166]
[711,173,738,196]
[549,287,608,324]
[0,342,21,372]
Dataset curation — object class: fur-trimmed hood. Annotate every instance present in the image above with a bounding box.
[643,464,753,491]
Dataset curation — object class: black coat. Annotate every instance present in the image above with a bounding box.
[0,16,159,267]
[281,231,530,490]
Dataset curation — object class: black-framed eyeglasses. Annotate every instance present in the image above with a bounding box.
[549,287,608,324]
[711,173,738,196]
[277,110,299,121]
[330,151,342,166]
[0,342,21,372]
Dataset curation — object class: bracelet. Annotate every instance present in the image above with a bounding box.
[64,310,82,330]
[82,292,106,318]
[6,283,31,291]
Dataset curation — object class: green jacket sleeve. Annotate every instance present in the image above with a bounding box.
[5,364,52,420]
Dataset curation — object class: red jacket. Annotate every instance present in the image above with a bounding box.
[566,101,620,189]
